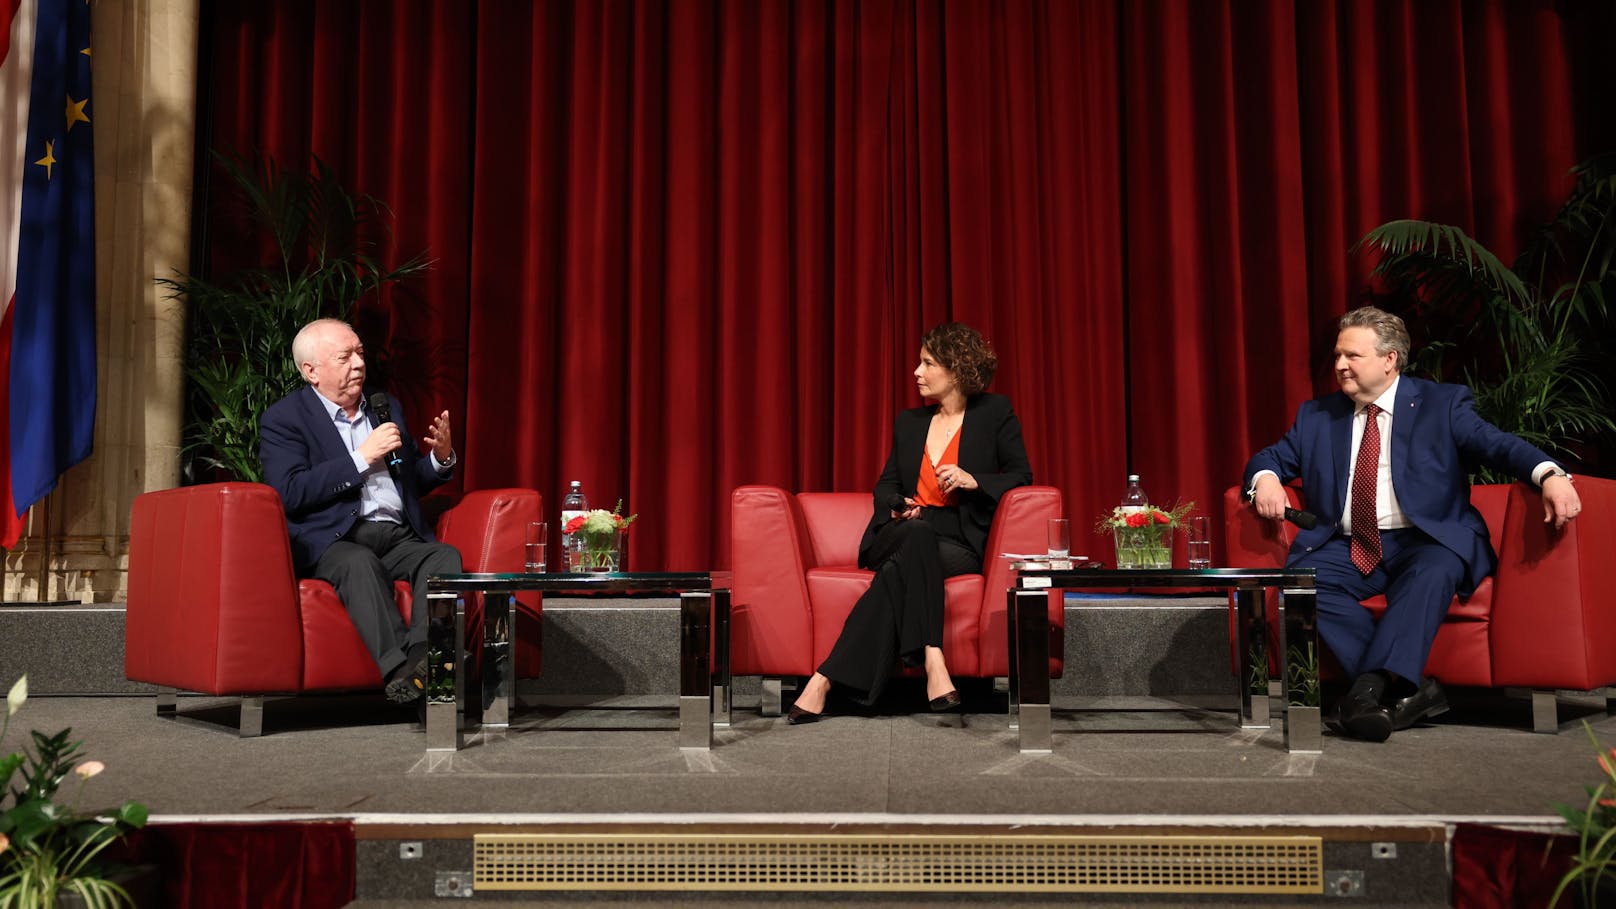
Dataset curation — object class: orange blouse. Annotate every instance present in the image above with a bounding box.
[914,429,962,507]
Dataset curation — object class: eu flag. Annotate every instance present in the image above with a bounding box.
[0,0,97,548]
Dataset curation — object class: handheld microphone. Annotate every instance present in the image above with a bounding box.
[367,392,405,470]
[1284,507,1319,530]
[886,493,910,514]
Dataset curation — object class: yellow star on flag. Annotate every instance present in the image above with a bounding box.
[66,95,89,131]
[35,140,57,180]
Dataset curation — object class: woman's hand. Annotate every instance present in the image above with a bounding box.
[891,496,922,521]
[936,465,977,493]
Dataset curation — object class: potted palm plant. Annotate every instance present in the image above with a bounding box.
[158,152,430,482]
[1355,152,1616,479]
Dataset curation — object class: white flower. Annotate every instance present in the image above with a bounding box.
[76,760,106,779]
[6,675,24,716]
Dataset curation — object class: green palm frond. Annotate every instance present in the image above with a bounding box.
[1356,220,1532,308]
[163,151,431,482]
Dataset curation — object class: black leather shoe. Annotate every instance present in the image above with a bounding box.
[384,657,427,704]
[929,690,961,712]
[1331,685,1396,737]
[786,705,822,725]
[1391,678,1449,730]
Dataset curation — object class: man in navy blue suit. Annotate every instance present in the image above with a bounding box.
[260,318,462,705]
[1243,306,1583,742]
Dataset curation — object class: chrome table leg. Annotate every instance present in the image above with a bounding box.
[1279,586,1322,753]
[426,586,465,752]
[1014,588,1052,753]
[1234,587,1270,729]
[679,591,713,750]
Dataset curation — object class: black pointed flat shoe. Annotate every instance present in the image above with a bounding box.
[928,690,961,712]
[787,705,822,725]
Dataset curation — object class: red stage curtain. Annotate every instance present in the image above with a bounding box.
[195,1,1612,570]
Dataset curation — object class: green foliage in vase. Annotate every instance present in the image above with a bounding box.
[1355,153,1616,481]
[1,676,148,909]
[158,152,430,482]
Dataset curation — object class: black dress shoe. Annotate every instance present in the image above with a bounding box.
[929,690,961,712]
[1338,694,1392,742]
[383,656,427,705]
[786,705,822,725]
[1391,678,1449,730]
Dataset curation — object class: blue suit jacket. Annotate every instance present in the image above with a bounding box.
[1242,376,1556,596]
[260,385,450,573]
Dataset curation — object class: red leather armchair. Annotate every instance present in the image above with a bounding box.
[730,485,1065,713]
[125,482,542,735]
[1223,476,1616,731]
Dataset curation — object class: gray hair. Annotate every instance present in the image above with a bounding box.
[1338,306,1410,371]
[291,318,356,381]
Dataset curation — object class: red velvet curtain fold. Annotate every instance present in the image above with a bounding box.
[196,0,1612,570]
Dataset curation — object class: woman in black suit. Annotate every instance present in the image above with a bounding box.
[789,322,1033,723]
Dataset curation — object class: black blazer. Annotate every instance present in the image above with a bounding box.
[857,392,1033,566]
[260,385,451,573]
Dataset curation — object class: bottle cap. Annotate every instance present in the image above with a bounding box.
[1127,474,1140,482]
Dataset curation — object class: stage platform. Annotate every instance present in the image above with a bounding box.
[3,596,1610,905]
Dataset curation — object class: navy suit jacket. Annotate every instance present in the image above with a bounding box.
[858,392,1033,565]
[260,385,450,573]
[1242,375,1557,596]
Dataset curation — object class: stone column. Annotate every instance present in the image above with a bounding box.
[1,0,199,603]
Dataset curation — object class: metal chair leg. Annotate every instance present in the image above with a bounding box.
[239,696,265,737]
[1531,690,1559,734]
[760,677,783,717]
[155,687,178,717]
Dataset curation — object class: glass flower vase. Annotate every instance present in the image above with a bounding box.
[1113,524,1173,569]
[567,530,625,573]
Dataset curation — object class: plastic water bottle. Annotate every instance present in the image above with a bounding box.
[560,481,589,562]
[1121,474,1148,514]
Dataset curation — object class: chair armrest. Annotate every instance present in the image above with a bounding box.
[436,488,544,573]
[977,485,1064,678]
[730,485,816,675]
[1490,476,1616,690]
[125,483,304,693]
[1222,484,1297,569]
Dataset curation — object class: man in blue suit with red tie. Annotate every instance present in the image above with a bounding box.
[260,318,462,706]
[1243,307,1584,742]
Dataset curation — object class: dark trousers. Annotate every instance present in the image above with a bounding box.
[1290,528,1465,687]
[314,519,463,677]
[817,517,979,704]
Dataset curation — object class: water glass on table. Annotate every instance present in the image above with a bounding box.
[1187,516,1212,569]
[1047,518,1070,560]
[525,521,548,573]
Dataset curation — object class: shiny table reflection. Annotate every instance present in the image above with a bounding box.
[1007,565,1319,755]
[423,571,731,753]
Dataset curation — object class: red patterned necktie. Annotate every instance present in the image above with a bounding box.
[1350,403,1382,575]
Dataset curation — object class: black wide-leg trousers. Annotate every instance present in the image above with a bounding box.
[314,519,463,678]
[817,516,979,704]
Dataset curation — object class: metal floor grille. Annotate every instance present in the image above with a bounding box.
[473,833,1323,893]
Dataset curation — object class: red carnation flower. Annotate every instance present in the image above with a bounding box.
[1152,510,1171,525]
[1126,512,1149,528]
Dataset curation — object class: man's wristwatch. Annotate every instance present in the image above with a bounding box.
[1543,466,1573,485]
[438,451,458,470]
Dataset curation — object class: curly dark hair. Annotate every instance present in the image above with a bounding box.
[920,322,997,396]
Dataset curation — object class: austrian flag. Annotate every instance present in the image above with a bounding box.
[1,0,97,548]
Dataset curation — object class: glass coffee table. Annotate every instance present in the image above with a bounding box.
[422,571,731,753]
[1007,565,1319,754]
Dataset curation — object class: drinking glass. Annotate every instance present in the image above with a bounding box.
[525,521,548,573]
[1187,516,1213,569]
[1047,518,1070,559]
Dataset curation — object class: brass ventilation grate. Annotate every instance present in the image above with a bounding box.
[473,833,1322,893]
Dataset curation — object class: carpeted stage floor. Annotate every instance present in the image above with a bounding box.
[18,684,1612,905]
[28,684,1610,819]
